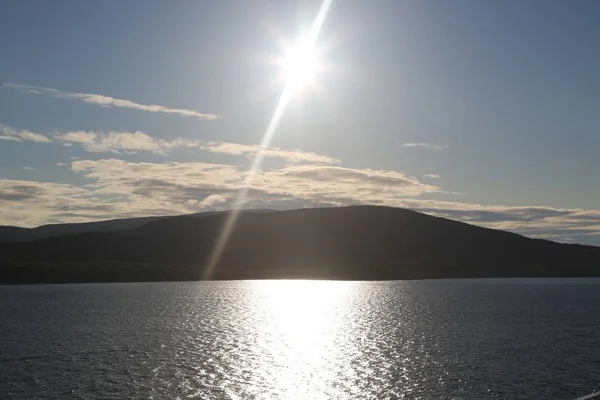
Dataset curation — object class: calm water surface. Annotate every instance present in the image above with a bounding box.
[1,279,599,399]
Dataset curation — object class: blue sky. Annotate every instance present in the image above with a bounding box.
[1,0,599,245]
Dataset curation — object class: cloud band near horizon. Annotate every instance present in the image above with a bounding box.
[1,160,599,246]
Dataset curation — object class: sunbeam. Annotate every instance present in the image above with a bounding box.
[202,0,335,280]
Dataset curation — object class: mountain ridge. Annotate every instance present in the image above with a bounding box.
[0,209,279,243]
[1,206,599,284]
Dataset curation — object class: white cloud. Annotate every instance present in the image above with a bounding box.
[259,164,438,201]
[1,122,339,164]
[0,124,51,143]
[199,141,340,164]
[0,179,96,227]
[185,194,227,208]
[70,159,438,205]
[40,158,437,222]
[54,130,200,155]
[397,200,600,238]
[55,131,97,144]
[5,83,222,120]
[52,128,339,163]
[424,174,440,179]
[402,143,448,150]
[23,167,36,171]
[2,159,600,245]
[56,159,600,244]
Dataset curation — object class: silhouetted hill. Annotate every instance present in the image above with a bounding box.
[0,226,33,242]
[0,209,278,242]
[0,216,167,242]
[1,206,599,284]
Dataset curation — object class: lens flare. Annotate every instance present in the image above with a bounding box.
[203,0,334,280]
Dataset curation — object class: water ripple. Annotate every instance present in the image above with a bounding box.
[1,279,600,399]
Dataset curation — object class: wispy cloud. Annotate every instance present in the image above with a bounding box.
[199,141,340,164]
[53,130,338,163]
[23,167,36,171]
[0,124,51,143]
[424,174,440,179]
[2,121,338,164]
[402,142,448,150]
[4,83,222,120]
[54,130,199,155]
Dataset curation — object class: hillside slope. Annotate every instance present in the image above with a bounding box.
[1,206,599,283]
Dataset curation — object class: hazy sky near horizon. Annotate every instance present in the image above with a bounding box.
[1,0,600,245]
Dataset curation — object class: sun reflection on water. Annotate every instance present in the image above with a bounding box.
[207,280,417,399]
[245,280,356,399]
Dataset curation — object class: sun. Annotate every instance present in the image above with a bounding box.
[280,41,322,90]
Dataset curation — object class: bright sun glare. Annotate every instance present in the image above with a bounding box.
[281,41,321,89]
